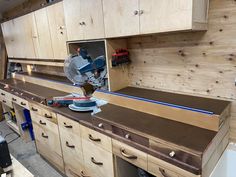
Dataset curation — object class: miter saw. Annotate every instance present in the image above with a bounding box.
[48,48,107,112]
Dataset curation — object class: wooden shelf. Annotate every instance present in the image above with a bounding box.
[8,59,64,67]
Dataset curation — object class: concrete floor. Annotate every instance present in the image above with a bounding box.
[0,120,64,177]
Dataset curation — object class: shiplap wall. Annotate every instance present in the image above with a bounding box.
[127,0,236,141]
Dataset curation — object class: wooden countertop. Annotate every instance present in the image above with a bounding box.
[94,104,216,154]
[117,87,230,115]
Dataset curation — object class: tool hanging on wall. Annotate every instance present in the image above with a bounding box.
[112,49,130,67]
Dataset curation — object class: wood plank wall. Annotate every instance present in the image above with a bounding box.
[127,0,236,141]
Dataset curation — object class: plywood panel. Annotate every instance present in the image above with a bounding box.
[127,0,236,140]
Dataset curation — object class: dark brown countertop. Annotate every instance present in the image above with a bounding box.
[0,78,68,100]
[117,87,230,115]
[94,104,216,154]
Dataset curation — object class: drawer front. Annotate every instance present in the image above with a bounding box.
[149,140,200,167]
[1,98,13,108]
[30,103,57,124]
[12,95,29,109]
[81,125,112,152]
[58,114,81,136]
[92,118,112,133]
[112,139,147,170]
[112,126,149,147]
[0,89,12,100]
[36,139,64,173]
[32,117,62,156]
[148,155,198,177]
[82,140,114,177]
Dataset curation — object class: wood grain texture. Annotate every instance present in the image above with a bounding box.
[126,0,236,141]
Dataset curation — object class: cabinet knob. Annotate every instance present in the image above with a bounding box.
[98,123,103,128]
[169,151,175,158]
[81,21,86,25]
[125,134,131,139]
[139,10,144,15]
[134,10,139,15]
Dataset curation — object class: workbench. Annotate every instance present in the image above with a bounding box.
[0,78,231,177]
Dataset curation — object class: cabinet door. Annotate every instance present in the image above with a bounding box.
[47,2,68,60]
[1,20,16,58]
[34,8,54,59]
[139,0,193,34]
[80,0,105,40]
[103,0,140,38]
[63,0,83,41]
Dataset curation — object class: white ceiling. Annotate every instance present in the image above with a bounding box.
[0,0,27,15]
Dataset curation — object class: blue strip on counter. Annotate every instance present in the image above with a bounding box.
[96,89,214,115]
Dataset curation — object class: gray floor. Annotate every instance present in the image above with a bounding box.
[0,120,64,177]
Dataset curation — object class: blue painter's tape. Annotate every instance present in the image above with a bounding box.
[96,89,214,115]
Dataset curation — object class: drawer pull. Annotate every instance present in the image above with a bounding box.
[125,134,131,139]
[39,120,46,125]
[120,148,137,159]
[80,171,90,177]
[66,141,75,148]
[169,151,175,158]
[91,157,103,166]
[2,100,6,103]
[159,168,169,177]
[64,122,73,128]
[21,102,26,106]
[98,123,103,128]
[31,107,38,112]
[1,93,5,96]
[12,98,17,101]
[44,114,52,119]
[89,134,101,142]
[41,133,48,139]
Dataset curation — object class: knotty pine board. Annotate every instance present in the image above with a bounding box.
[126,0,236,141]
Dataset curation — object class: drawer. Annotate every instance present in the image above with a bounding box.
[92,117,112,133]
[82,140,114,177]
[36,139,64,173]
[58,114,81,136]
[81,124,112,152]
[11,95,29,109]
[148,155,197,177]
[60,129,84,177]
[112,126,149,147]
[112,139,147,170]
[32,117,62,156]
[149,140,200,168]
[1,98,13,108]
[30,103,57,124]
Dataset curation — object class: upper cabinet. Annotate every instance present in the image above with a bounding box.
[102,0,140,38]
[63,0,105,41]
[103,0,209,38]
[1,2,68,60]
[1,13,37,58]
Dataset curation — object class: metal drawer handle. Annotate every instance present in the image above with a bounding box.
[66,141,75,148]
[120,148,137,159]
[89,134,101,142]
[12,98,17,101]
[64,122,72,128]
[91,157,103,166]
[21,102,26,106]
[80,170,90,177]
[39,120,46,125]
[2,100,6,103]
[41,133,48,139]
[159,168,170,177]
[44,114,52,119]
[1,93,5,96]
[31,107,38,112]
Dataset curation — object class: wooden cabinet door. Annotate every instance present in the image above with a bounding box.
[139,0,193,34]
[63,0,83,41]
[1,20,16,58]
[103,0,140,38]
[34,8,54,59]
[47,2,68,60]
[79,0,105,40]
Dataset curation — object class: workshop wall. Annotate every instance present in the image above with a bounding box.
[127,0,236,141]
